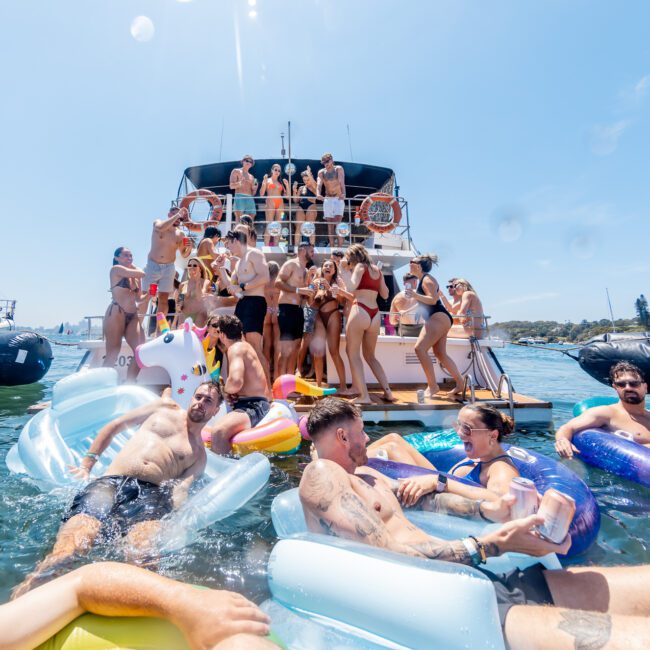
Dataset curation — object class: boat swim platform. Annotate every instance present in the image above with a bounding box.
[290,385,552,428]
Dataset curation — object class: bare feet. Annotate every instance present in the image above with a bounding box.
[351,396,374,405]
[380,390,397,403]
[338,387,357,397]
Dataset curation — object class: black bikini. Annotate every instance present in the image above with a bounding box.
[417,274,453,324]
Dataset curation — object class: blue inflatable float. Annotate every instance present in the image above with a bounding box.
[369,431,600,557]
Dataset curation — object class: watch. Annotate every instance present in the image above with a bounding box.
[435,473,448,493]
[239,282,246,292]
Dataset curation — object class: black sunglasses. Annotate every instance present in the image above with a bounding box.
[613,380,643,388]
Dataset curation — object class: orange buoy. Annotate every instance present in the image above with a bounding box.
[355,193,402,234]
[179,189,223,223]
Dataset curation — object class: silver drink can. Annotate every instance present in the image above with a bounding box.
[416,389,425,404]
[509,477,538,519]
[536,489,576,544]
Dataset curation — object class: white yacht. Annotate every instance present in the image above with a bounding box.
[77,158,551,426]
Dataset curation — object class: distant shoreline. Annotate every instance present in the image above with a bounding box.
[492,318,646,344]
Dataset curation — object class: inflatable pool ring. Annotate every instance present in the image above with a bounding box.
[179,189,223,223]
[354,192,402,235]
[578,332,650,386]
[571,399,650,488]
[135,317,214,410]
[201,399,300,455]
[270,488,561,649]
[0,329,53,386]
[571,428,650,488]
[6,369,271,552]
[201,336,221,381]
[35,611,286,650]
[272,374,337,399]
[232,418,301,455]
[298,414,310,440]
[369,434,600,557]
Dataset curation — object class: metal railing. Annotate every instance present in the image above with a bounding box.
[172,191,412,251]
[461,373,477,403]
[496,373,515,419]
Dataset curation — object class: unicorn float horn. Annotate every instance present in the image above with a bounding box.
[272,374,337,400]
[156,312,171,334]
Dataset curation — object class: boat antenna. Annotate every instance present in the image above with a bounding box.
[287,120,293,227]
[605,288,616,332]
[280,132,286,159]
[218,116,225,162]
[346,123,354,161]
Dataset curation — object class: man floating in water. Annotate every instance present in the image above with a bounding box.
[300,398,650,648]
[555,361,650,458]
[13,382,222,598]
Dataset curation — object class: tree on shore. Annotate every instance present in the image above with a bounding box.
[636,294,649,329]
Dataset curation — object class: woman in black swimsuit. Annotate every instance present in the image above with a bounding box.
[408,254,464,399]
[103,247,145,381]
[310,259,351,394]
[292,168,318,247]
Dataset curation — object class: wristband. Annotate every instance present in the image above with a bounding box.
[84,452,99,460]
[295,287,299,294]
[461,537,481,567]
[468,535,487,564]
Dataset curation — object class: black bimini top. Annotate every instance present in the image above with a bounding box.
[178,158,395,199]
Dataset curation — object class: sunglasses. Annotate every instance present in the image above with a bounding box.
[243,159,253,163]
[188,264,200,268]
[453,421,491,437]
[208,323,219,330]
[446,284,456,289]
[322,159,332,164]
[613,380,643,388]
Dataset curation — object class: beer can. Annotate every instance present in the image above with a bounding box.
[509,477,538,519]
[416,389,425,404]
[536,488,576,544]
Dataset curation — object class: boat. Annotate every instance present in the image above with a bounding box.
[75,157,552,426]
[0,299,53,386]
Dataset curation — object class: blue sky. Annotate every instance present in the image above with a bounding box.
[2,0,648,328]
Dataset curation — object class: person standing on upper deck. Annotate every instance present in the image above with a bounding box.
[213,230,271,387]
[317,153,346,247]
[229,155,258,222]
[143,207,193,328]
[275,243,315,376]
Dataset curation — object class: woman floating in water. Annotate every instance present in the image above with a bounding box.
[369,403,519,505]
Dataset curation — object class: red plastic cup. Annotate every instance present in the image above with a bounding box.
[149,283,158,297]
[182,237,191,247]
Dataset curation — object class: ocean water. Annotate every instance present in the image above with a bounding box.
[0,338,648,602]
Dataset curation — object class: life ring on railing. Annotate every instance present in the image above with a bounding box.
[355,193,402,234]
[179,189,223,223]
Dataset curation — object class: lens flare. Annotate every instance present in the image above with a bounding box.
[568,231,597,260]
[130,16,155,42]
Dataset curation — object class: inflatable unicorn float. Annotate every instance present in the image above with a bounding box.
[134,313,335,454]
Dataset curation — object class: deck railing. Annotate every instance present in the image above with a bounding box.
[171,191,412,251]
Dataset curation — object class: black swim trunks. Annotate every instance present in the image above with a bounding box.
[235,295,267,335]
[232,396,271,428]
[278,303,305,341]
[63,475,174,538]
[479,563,555,629]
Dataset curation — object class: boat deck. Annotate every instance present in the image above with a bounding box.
[289,384,552,427]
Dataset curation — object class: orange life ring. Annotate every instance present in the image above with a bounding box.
[179,190,223,223]
[355,193,401,234]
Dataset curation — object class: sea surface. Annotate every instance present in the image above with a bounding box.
[0,338,648,601]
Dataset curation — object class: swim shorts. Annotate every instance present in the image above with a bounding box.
[235,295,267,335]
[234,193,257,216]
[478,563,555,629]
[398,323,423,337]
[278,304,305,341]
[63,475,174,537]
[143,259,176,293]
[303,305,318,334]
[323,197,345,220]
[232,396,271,428]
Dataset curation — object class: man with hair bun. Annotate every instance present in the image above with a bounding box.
[555,361,650,458]
[300,397,650,648]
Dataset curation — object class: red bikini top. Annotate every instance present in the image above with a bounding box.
[357,266,381,291]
